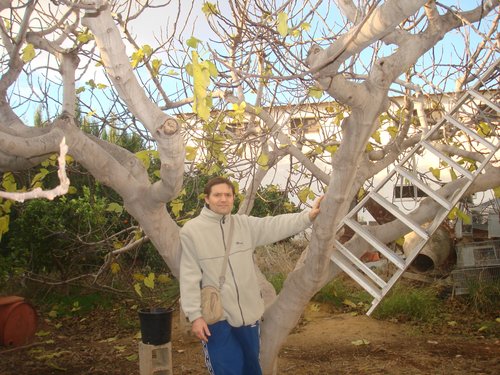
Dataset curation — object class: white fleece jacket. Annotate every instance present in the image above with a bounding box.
[179,207,312,327]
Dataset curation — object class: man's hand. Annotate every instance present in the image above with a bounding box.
[192,317,211,342]
[309,195,324,221]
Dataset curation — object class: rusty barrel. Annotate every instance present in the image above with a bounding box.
[0,296,37,347]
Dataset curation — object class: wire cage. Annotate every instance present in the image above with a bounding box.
[455,240,500,268]
[451,265,500,295]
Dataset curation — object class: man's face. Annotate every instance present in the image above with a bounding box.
[205,183,234,215]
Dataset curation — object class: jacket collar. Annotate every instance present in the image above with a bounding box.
[200,206,230,223]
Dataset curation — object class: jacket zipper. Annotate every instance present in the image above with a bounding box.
[220,216,246,325]
[229,261,245,325]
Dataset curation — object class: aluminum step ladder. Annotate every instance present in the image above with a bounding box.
[330,59,500,315]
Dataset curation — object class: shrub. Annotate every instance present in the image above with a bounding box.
[3,186,127,279]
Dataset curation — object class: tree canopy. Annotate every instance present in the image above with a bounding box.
[0,1,499,373]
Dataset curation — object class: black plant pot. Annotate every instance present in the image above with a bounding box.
[138,307,174,345]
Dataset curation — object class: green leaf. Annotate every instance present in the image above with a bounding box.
[297,187,312,203]
[170,199,184,218]
[257,153,269,169]
[343,299,357,308]
[134,283,142,297]
[301,22,311,31]
[111,262,121,274]
[106,202,123,214]
[429,167,441,180]
[22,44,36,63]
[2,172,17,192]
[142,44,153,57]
[0,215,9,241]
[135,150,151,170]
[357,187,365,201]
[387,126,398,139]
[191,51,212,120]
[371,131,381,143]
[325,145,338,155]
[152,58,162,77]
[477,122,492,137]
[202,2,218,16]
[185,146,197,161]
[76,31,94,44]
[126,353,138,362]
[493,186,500,198]
[277,12,289,37]
[76,87,86,94]
[144,273,155,290]
[457,209,471,225]
[36,330,51,337]
[206,60,218,77]
[449,168,458,181]
[308,86,323,99]
[131,49,145,68]
[447,207,458,220]
[187,36,202,49]
[31,168,49,187]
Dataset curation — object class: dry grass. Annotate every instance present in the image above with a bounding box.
[255,238,308,277]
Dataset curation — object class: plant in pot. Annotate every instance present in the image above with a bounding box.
[133,272,179,346]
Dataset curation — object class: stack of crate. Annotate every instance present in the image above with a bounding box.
[451,239,500,295]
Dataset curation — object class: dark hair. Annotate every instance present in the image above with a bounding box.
[204,177,235,197]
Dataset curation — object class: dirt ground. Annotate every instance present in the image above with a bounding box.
[1,302,499,375]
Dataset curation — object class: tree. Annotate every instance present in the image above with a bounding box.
[0,1,498,374]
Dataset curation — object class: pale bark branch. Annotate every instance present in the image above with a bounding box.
[0,138,70,202]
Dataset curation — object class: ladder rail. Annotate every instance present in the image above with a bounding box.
[329,59,500,316]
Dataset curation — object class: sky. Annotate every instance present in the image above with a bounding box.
[5,1,499,125]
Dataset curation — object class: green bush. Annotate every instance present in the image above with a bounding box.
[3,186,127,280]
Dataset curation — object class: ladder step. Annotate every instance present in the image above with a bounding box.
[370,192,429,240]
[468,89,500,114]
[444,115,497,152]
[420,140,474,180]
[395,166,453,210]
[330,246,383,299]
[334,240,387,288]
[343,218,405,270]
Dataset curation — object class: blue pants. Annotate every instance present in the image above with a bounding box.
[202,320,262,375]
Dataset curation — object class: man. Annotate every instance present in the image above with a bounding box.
[180,177,321,375]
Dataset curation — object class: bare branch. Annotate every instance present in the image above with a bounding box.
[0,138,70,202]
